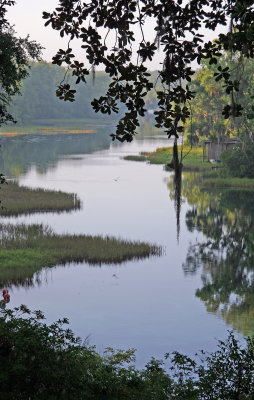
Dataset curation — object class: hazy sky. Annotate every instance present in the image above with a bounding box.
[7,0,66,61]
[7,1,228,70]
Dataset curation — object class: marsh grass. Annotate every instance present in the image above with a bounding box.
[0,181,81,216]
[0,223,162,286]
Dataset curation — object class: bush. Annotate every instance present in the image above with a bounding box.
[221,142,254,178]
[0,306,254,399]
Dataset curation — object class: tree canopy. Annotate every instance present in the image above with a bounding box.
[0,0,42,126]
[43,0,254,142]
[184,55,254,142]
[9,61,114,124]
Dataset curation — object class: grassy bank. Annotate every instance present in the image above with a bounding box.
[124,145,254,189]
[0,181,81,216]
[124,146,210,171]
[0,223,162,286]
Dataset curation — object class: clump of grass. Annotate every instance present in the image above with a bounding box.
[0,223,162,286]
[123,155,148,162]
[0,181,81,216]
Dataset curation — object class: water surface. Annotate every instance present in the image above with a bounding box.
[0,128,247,366]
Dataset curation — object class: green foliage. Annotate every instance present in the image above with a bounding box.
[125,145,211,172]
[9,62,114,124]
[43,1,254,142]
[0,1,42,126]
[1,306,254,399]
[185,55,254,140]
[221,141,254,178]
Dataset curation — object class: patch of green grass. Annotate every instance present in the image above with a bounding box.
[0,223,162,286]
[0,181,81,216]
[124,145,211,170]
[148,145,211,171]
[123,155,148,162]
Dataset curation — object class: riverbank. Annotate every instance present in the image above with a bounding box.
[0,118,117,136]
[124,145,254,189]
[124,146,209,171]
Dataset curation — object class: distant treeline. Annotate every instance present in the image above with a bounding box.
[9,62,112,124]
[9,62,159,125]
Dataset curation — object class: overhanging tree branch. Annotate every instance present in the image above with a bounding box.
[43,0,254,142]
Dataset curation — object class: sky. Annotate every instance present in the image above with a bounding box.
[7,0,68,61]
[7,0,162,70]
[7,0,229,71]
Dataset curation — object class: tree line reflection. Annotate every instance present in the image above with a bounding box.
[0,129,111,178]
[167,172,254,336]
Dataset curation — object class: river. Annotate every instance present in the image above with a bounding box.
[0,126,248,367]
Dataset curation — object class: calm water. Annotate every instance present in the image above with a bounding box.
[0,127,248,367]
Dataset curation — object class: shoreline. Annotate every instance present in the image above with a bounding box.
[124,145,254,189]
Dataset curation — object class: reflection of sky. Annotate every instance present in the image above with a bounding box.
[4,135,242,368]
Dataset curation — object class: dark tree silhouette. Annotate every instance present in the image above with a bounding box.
[43,0,254,142]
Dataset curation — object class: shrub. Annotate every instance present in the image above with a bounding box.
[221,141,254,178]
[1,306,254,399]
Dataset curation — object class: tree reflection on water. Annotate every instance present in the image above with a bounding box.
[0,130,111,178]
[167,172,254,336]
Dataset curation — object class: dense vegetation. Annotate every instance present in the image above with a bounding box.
[220,141,254,178]
[185,55,254,143]
[9,62,112,124]
[0,0,42,126]
[182,53,254,178]
[6,61,159,126]
[122,52,254,179]
[1,306,254,399]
